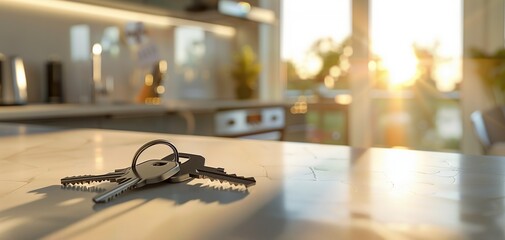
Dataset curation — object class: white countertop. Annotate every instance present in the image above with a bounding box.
[1,124,505,239]
[0,100,291,121]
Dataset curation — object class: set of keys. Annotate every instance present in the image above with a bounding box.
[61,139,256,203]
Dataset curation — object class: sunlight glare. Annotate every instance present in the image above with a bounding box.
[334,94,352,105]
[371,0,461,91]
[339,58,351,72]
[368,61,377,71]
[324,75,335,88]
[329,66,341,78]
[295,53,323,80]
[343,46,353,57]
[433,61,462,92]
[281,0,351,61]
[382,47,418,88]
[380,149,419,196]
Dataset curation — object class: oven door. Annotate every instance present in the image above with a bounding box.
[214,107,285,140]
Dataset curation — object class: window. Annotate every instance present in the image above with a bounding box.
[370,0,462,151]
[281,0,352,144]
[281,0,463,151]
[281,0,351,96]
[174,27,208,99]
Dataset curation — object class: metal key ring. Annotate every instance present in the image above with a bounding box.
[131,139,180,178]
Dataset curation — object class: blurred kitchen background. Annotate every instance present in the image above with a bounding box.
[0,0,504,156]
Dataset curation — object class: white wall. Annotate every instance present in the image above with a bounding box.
[0,1,239,104]
[0,2,177,103]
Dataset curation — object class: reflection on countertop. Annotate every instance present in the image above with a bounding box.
[0,123,504,239]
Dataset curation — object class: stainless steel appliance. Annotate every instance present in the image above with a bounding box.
[1,55,27,105]
[214,106,285,140]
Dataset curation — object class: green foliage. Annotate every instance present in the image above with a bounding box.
[310,37,351,83]
[470,48,505,92]
[285,37,351,92]
[286,60,313,91]
[231,45,261,88]
[471,47,505,103]
[286,60,299,81]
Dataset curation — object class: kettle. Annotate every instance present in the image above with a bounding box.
[0,54,27,105]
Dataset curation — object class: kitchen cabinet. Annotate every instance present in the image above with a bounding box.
[12,116,103,129]
[0,101,293,139]
[0,104,188,134]
[8,113,190,135]
[100,113,186,134]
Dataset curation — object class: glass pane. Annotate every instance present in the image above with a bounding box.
[370,0,462,151]
[174,27,209,99]
[282,0,351,94]
[281,0,352,144]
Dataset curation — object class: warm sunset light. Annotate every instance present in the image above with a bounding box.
[371,0,462,91]
[295,53,323,80]
[380,47,419,88]
[334,94,352,105]
[2,0,501,237]
[379,149,419,197]
[281,0,351,61]
[282,0,461,92]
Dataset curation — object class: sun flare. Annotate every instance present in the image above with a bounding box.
[380,47,419,88]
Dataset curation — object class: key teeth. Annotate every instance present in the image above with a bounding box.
[203,177,252,189]
[199,171,255,188]
[61,172,125,187]
[61,184,106,192]
[102,184,137,203]
[200,180,249,191]
[61,179,112,186]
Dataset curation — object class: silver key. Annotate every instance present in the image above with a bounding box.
[93,159,180,203]
[61,168,129,186]
[167,153,256,188]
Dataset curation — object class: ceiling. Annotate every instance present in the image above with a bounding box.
[71,0,260,27]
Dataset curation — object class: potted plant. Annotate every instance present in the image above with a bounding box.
[471,48,505,104]
[231,45,261,99]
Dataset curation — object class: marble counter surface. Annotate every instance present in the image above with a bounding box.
[1,124,505,239]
